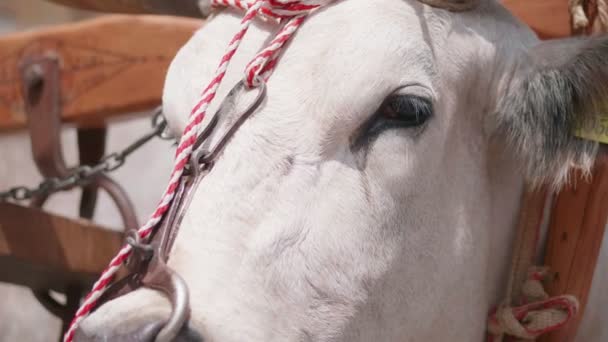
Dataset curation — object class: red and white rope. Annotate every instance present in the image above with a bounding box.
[64,1,334,341]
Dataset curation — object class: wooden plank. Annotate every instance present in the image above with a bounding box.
[0,202,124,291]
[502,0,572,39]
[509,187,550,305]
[540,150,608,342]
[46,0,202,18]
[0,14,201,131]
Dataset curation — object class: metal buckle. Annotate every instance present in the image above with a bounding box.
[189,79,267,177]
[125,229,155,271]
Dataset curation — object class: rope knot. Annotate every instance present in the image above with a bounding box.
[261,0,327,17]
[210,0,335,87]
[488,267,579,341]
[488,295,579,340]
[211,0,330,18]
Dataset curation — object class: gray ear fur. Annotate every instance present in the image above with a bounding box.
[495,36,608,187]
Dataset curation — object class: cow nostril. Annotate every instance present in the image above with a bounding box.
[74,320,164,342]
[174,324,204,342]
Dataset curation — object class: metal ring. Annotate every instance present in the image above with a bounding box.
[125,230,154,257]
[154,270,190,342]
[152,108,175,140]
[140,263,190,342]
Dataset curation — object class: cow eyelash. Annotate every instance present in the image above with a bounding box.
[366,94,434,136]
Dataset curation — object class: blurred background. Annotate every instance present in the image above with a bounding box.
[0,0,174,340]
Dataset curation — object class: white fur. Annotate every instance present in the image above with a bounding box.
[79,0,608,341]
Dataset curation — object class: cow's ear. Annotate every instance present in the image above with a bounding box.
[495,36,608,187]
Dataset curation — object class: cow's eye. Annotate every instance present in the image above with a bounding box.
[355,93,434,146]
[377,94,433,128]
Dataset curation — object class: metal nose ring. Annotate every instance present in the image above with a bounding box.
[141,261,190,342]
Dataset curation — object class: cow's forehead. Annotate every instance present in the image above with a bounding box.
[163,0,534,136]
[263,0,440,130]
[165,0,439,133]
[277,0,436,80]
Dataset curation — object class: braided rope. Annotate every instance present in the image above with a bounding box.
[63,1,333,340]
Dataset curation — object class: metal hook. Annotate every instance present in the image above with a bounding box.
[189,79,267,177]
[125,230,155,271]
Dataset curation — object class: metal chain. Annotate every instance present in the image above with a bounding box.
[0,108,173,203]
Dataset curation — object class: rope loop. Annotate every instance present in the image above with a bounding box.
[488,295,579,340]
[487,267,580,342]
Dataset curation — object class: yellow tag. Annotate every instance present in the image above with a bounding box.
[575,113,608,144]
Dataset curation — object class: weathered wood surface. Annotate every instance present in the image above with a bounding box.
[503,0,572,39]
[0,202,123,291]
[539,150,608,342]
[46,0,202,17]
[0,15,201,131]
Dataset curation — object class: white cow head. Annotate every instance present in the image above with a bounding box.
[76,0,608,341]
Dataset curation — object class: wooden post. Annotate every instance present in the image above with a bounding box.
[539,149,608,342]
[502,0,572,39]
[0,202,124,291]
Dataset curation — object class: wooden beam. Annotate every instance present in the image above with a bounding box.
[46,0,203,18]
[0,14,201,131]
[540,150,608,342]
[502,0,572,39]
[0,202,123,291]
